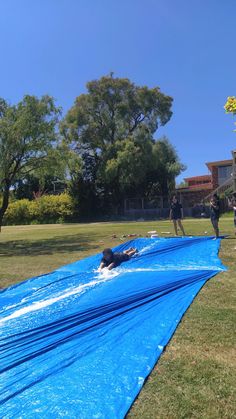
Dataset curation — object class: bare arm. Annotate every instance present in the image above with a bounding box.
[107,262,115,270]
[98,262,106,271]
[126,249,136,257]
[210,200,219,210]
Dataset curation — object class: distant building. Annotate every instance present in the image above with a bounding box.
[177,159,233,207]
[206,159,232,188]
[124,156,235,219]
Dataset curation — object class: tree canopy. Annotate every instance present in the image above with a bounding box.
[0,76,185,224]
[61,74,173,147]
[224,96,236,131]
[0,95,62,229]
[62,74,183,217]
[224,96,236,115]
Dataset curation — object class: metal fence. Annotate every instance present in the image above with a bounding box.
[124,197,170,219]
[123,196,231,220]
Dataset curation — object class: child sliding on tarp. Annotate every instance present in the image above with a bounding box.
[98,247,137,271]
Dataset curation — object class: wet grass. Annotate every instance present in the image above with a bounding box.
[0,218,235,418]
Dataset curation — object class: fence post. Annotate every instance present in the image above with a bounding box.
[160,196,163,209]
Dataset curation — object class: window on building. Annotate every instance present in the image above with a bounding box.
[218,165,232,185]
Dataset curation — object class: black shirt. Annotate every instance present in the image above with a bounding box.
[210,200,220,219]
[170,202,182,219]
[101,252,129,267]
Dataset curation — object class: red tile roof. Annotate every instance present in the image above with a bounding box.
[184,175,211,182]
[178,183,213,192]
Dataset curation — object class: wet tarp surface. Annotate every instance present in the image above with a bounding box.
[0,237,226,418]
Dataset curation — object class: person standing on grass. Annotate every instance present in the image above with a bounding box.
[169,195,185,236]
[210,193,220,238]
[228,192,236,236]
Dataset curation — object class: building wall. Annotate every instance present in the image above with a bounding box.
[177,189,213,207]
[211,166,218,189]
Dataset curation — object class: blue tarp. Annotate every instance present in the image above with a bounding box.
[0,237,226,418]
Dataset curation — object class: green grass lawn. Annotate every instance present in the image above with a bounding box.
[0,219,235,418]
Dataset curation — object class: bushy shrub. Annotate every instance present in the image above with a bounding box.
[4,199,32,225]
[4,194,74,225]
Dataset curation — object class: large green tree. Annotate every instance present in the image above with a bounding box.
[0,95,61,230]
[62,74,182,216]
[150,137,185,195]
[61,74,173,146]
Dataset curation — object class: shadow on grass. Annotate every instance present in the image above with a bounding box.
[0,234,99,257]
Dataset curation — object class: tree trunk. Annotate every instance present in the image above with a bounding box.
[0,181,10,232]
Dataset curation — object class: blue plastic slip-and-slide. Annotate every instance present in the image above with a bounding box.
[0,236,226,418]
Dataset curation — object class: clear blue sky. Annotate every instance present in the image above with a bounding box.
[0,0,235,182]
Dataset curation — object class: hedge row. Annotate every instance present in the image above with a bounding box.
[3,194,74,225]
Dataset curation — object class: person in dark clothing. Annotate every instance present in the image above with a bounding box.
[210,193,220,238]
[228,192,236,235]
[98,247,137,271]
[169,195,185,236]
